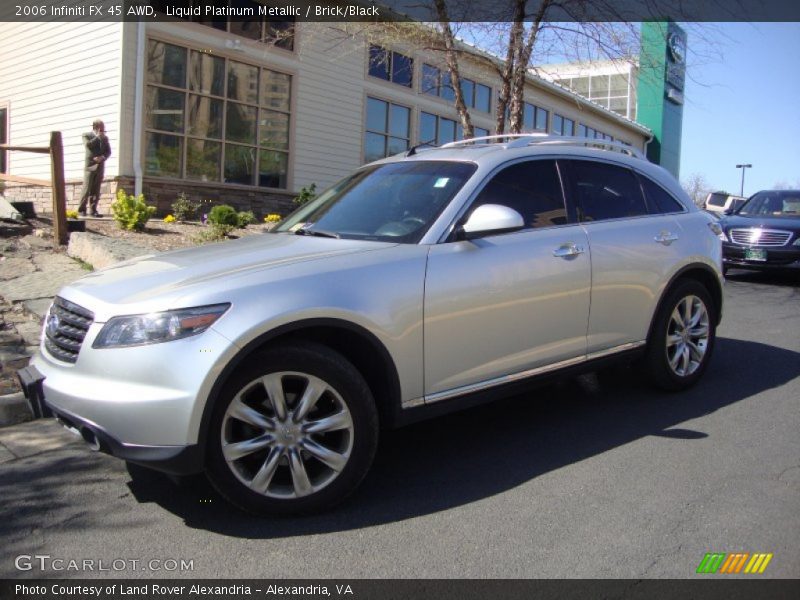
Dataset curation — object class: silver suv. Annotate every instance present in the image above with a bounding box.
[19,135,724,515]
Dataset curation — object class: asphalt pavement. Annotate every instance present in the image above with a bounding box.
[1,269,798,580]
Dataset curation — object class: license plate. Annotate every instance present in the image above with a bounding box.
[745,248,767,261]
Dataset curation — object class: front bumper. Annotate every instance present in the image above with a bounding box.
[16,364,203,475]
[722,243,800,270]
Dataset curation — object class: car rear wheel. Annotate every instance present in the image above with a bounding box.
[206,343,378,515]
[644,280,716,391]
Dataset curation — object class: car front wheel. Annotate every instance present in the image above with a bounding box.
[206,343,378,515]
[644,280,716,391]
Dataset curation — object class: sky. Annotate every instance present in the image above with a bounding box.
[679,22,800,195]
[460,20,800,196]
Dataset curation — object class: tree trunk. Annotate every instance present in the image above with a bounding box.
[434,1,474,139]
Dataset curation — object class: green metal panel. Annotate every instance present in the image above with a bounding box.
[637,22,685,178]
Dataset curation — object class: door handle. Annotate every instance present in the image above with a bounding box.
[654,231,679,245]
[553,243,585,258]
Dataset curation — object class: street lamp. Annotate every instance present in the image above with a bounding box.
[736,163,752,197]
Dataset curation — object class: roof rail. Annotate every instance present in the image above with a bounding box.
[440,133,645,160]
[440,133,548,148]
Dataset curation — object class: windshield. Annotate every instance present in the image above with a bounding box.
[275,161,477,243]
[738,191,800,217]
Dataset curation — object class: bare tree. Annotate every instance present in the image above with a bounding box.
[348,1,647,136]
[336,0,721,139]
[682,172,712,207]
[773,179,800,189]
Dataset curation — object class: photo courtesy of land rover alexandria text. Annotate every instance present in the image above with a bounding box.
[19,135,724,515]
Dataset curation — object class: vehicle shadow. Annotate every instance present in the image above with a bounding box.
[725,269,800,287]
[119,336,800,538]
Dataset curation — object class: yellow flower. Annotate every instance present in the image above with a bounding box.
[264,214,282,223]
[66,210,79,219]
[163,214,176,223]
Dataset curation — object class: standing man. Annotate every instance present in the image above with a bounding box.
[78,119,112,217]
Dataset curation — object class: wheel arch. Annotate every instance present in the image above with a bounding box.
[196,318,402,465]
[647,263,723,344]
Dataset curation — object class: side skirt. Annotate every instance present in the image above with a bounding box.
[389,345,646,428]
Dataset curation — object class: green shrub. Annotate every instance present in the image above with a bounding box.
[237,210,256,228]
[111,190,156,231]
[293,183,317,206]
[193,223,234,244]
[208,204,239,227]
[171,193,201,222]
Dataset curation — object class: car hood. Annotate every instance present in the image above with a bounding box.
[720,214,800,231]
[61,233,396,317]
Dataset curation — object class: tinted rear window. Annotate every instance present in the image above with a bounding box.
[640,176,685,214]
[567,161,648,222]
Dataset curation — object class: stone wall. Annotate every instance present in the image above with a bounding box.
[2,178,123,216]
[138,179,296,219]
[2,177,297,219]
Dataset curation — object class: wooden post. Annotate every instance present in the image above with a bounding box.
[50,131,68,246]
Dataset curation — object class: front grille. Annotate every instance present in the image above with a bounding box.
[730,228,792,247]
[43,297,94,364]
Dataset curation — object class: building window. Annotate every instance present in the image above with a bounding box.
[551,114,574,136]
[578,124,613,144]
[522,102,548,131]
[0,107,7,174]
[154,1,295,50]
[552,72,636,120]
[369,45,413,87]
[420,112,488,146]
[422,65,491,113]
[145,39,291,188]
[364,97,410,162]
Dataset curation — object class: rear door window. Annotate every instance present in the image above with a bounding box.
[564,160,649,222]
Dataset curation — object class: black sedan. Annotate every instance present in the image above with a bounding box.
[719,190,800,274]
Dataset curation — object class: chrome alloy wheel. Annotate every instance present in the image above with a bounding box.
[665,295,710,377]
[221,372,354,499]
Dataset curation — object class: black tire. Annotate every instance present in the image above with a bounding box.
[206,343,378,515]
[643,280,717,392]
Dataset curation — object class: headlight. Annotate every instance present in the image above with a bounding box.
[708,221,726,241]
[794,237,800,246]
[93,304,230,348]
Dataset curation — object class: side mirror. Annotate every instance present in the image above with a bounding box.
[457,204,525,240]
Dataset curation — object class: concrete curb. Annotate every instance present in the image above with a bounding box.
[0,197,24,222]
[0,392,32,427]
[67,231,152,270]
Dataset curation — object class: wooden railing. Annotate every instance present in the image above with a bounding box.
[0,131,68,245]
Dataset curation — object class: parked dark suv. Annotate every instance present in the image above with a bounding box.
[719,190,800,274]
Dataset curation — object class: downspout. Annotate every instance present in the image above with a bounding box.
[132,21,145,196]
[643,130,654,160]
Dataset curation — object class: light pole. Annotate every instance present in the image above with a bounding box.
[736,163,752,197]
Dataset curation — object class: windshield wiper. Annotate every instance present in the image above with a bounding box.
[294,227,340,239]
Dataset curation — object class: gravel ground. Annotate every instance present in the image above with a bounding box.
[82,217,271,252]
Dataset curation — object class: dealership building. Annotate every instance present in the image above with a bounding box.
[0,12,683,218]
